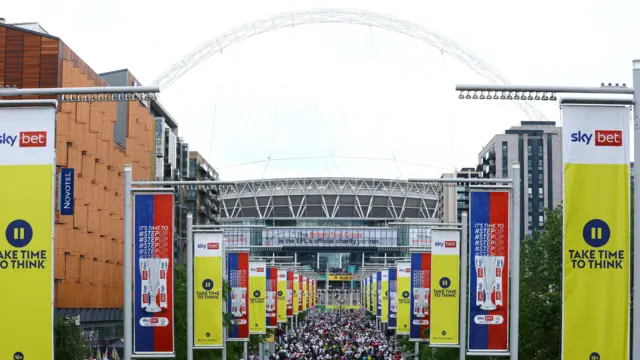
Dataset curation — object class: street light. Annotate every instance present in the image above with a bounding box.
[454,66,640,360]
[0,85,161,103]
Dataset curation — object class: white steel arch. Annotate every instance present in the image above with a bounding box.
[154,8,547,121]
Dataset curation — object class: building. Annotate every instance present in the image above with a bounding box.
[0,21,190,347]
[437,167,483,224]
[477,121,562,237]
[186,151,220,226]
[217,177,439,292]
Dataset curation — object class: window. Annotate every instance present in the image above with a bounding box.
[538,159,543,168]
[528,215,532,224]
[527,173,532,183]
[528,187,532,195]
[501,141,509,178]
[528,202,532,212]
[538,187,543,194]
[538,173,543,182]
[538,145,543,155]
[539,215,545,224]
[527,145,532,154]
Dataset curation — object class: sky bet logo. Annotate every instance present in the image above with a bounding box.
[570,130,622,147]
[0,132,47,147]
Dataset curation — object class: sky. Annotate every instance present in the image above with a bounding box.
[5,0,640,180]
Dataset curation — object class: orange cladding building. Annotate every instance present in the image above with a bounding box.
[0,21,158,341]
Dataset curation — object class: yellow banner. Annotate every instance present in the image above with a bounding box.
[562,104,630,360]
[396,262,411,335]
[250,262,266,334]
[372,276,377,314]
[430,229,460,346]
[277,270,287,323]
[302,276,307,310]
[293,274,299,316]
[365,278,369,311]
[193,232,224,348]
[329,275,353,281]
[381,270,389,323]
[1,165,53,360]
[0,106,56,360]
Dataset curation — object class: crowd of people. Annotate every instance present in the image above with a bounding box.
[261,311,404,360]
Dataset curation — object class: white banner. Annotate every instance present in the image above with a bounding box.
[409,227,431,247]
[262,227,397,247]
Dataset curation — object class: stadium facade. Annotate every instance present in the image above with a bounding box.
[217,177,439,290]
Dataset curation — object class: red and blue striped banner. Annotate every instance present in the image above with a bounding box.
[266,266,278,328]
[286,271,294,318]
[468,191,510,353]
[410,252,431,342]
[227,252,250,341]
[388,267,397,329]
[133,193,175,355]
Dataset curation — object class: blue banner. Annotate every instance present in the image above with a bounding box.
[388,267,397,329]
[59,168,74,215]
[227,252,250,341]
[376,271,382,318]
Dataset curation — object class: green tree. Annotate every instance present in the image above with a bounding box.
[517,205,562,360]
[55,316,91,360]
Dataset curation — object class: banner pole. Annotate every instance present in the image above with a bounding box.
[243,341,248,360]
[510,163,521,360]
[459,211,468,360]
[222,237,227,360]
[632,59,640,360]
[186,214,194,360]
[123,165,133,360]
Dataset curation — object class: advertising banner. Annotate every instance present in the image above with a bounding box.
[304,277,309,310]
[409,227,431,248]
[370,275,376,313]
[376,271,382,318]
[396,262,411,335]
[312,279,316,308]
[227,252,250,341]
[134,193,175,355]
[262,227,398,247]
[223,228,251,248]
[277,270,287,323]
[286,271,294,318]
[293,273,299,316]
[249,261,266,334]
[364,277,369,311]
[0,106,56,360]
[266,266,278,328]
[299,275,305,312]
[388,267,397,329]
[430,229,460,347]
[410,252,431,342]
[381,269,389,323]
[468,190,509,353]
[329,275,354,281]
[562,104,630,359]
[193,232,223,349]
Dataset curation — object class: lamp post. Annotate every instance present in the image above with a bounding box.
[455,63,639,360]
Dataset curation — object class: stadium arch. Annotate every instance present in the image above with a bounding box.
[153,8,547,121]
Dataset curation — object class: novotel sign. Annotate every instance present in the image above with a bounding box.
[58,168,74,216]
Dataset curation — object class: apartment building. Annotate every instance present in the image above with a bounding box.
[185,151,220,226]
[477,121,562,237]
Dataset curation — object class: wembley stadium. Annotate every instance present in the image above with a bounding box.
[216,177,438,298]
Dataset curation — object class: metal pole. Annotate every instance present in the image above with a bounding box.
[186,214,194,360]
[633,59,640,360]
[415,342,419,359]
[123,165,133,360]
[222,237,227,360]
[510,163,521,360]
[259,343,264,360]
[243,341,248,360]
[459,211,468,360]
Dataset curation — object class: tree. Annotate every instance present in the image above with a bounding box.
[55,316,91,360]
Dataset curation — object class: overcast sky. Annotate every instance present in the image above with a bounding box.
[5,0,640,180]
